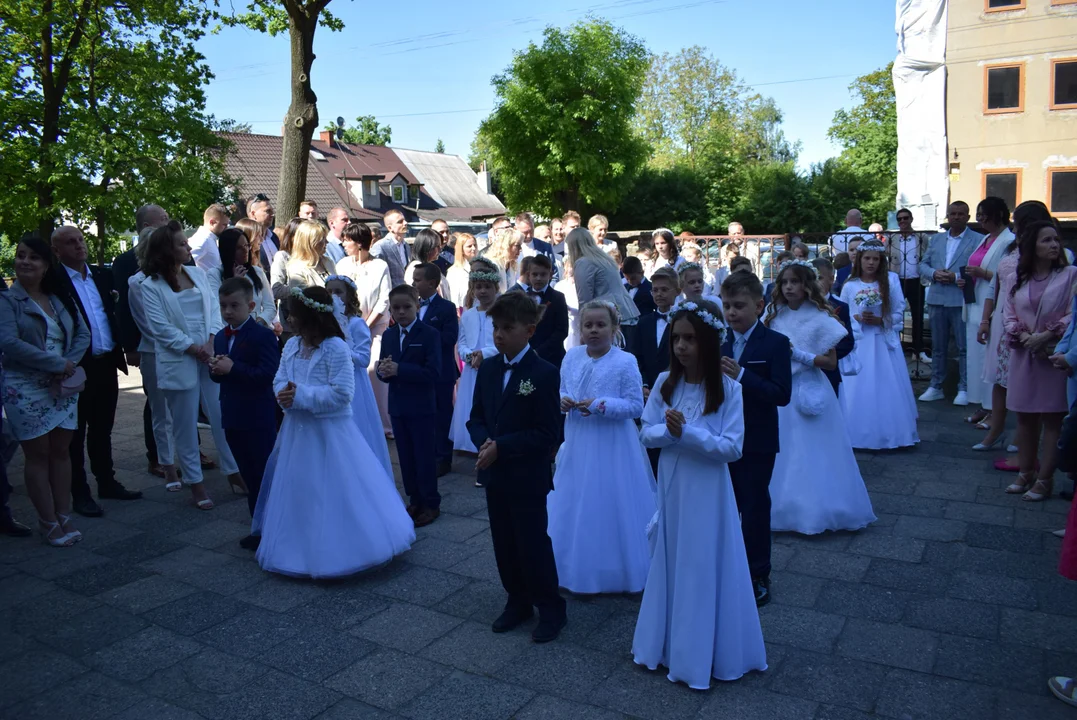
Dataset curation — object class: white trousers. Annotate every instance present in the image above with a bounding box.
[140,351,174,465]
[162,364,238,485]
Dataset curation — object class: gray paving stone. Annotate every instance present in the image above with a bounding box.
[869,492,946,518]
[325,646,451,710]
[87,625,203,681]
[314,698,396,719]
[591,660,707,719]
[401,536,483,571]
[436,490,488,517]
[262,628,376,683]
[892,515,967,542]
[133,506,219,536]
[493,636,620,701]
[862,558,949,596]
[140,545,235,576]
[513,695,630,720]
[0,625,41,664]
[581,611,638,654]
[775,531,854,552]
[97,574,200,614]
[758,605,846,653]
[195,606,299,657]
[874,668,996,720]
[111,697,206,720]
[1013,507,1068,530]
[863,475,918,495]
[32,603,148,656]
[558,597,619,644]
[420,620,530,674]
[933,634,1043,690]
[902,597,999,640]
[1000,608,1077,651]
[64,518,143,552]
[964,522,1044,554]
[400,670,534,720]
[173,519,252,549]
[947,570,1038,608]
[0,649,87,709]
[237,575,326,612]
[1033,576,1077,618]
[786,548,871,582]
[52,559,154,596]
[815,580,909,622]
[141,646,270,700]
[15,545,111,580]
[0,571,55,610]
[95,532,186,563]
[995,689,1077,720]
[836,618,938,672]
[8,588,102,635]
[696,684,819,719]
[143,590,247,635]
[943,500,1016,526]
[170,556,266,596]
[924,542,1058,581]
[445,548,502,583]
[289,590,392,630]
[371,564,472,606]
[763,650,889,712]
[171,667,339,720]
[414,513,488,543]
[846,534,926,563]
[6,670,144,720]
[351,603,463,653]
[769,571,826,608]
[913,481,978,502]
[813,705,876,720]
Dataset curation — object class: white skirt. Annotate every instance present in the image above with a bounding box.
[840,331,919,450]
[450,363,479,452]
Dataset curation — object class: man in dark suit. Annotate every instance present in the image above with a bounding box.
[720,271,792,607]
[467,291,566,643]
[431,219,455,275]
[520,255,568,368]
[622,256,657,316]
[210,276,281,549]
[414,263,460,478]
[378,285,442,527]
[812,257,854,396]
[628,266,678,475]
[52,227,141,517]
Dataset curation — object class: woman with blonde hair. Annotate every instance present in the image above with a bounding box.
[270,217,304,302]
[566,227,640,332]
[447,233,479,309]
[276,220,334,333]
[588,214,617,255]
[485,226,523,291]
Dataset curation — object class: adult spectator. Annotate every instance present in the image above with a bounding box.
[728,221,760,275]
[565,227,640,331]
[325,207,349,264]
[246,194,279,273]
[588,214,617,256]
[188,204,231,272]
[918,201,984,405]
[52,227,141,517]
[833,237,864,298]
[269,217,303,303]
[831,209,869,253]
[964,197,1013,423]
[431,219,455,273]
[446,233,478,310]
[890,208,928,361]
[563,211,581,233]
[477,215,508,255]
[650,227,684,275]
[534,224,550,242]
[0,232,90,544]
[868,223,887,242]
[405,228,451,298]
[485,227,524,291]
[281,220,335,296]
[370,209,410,287]
[114,203,168,476]
[0,287,32,537]
[1004,221,1076,501]
[516,212,557,283]
[208,227,276,328]
[298,200,318,221]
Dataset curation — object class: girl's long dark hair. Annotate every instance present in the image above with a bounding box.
[219,228,263,291]
[143,220,185,291]
[660,302,725,415]
[286,286,345,346]
[764,263,835,326]
[1012,220,1068,296]
[851,247,892,325]
[18,231,80,329]
[1009,201,1052,254]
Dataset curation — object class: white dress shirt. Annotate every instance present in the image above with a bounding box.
[326,235,346,264]
[894,232,921,279]
[520,240,540,259]
[188,226,222,272]
[417,295,435,321]
[502,343,531,391]
[261,231,279,264]
[831,226,868,253]
[731,320,759,382]
[655,308,670,347]
[944,230,965,268]
[65,264,115,356]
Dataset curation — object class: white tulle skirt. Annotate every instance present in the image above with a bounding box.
[352,366,394,477]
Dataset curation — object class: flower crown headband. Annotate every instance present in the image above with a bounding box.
[677,261,703,275]
[289,286,334,313]
[469,270,500,283]
[777,258,819,279]
[325,274,357,291]
[857,239,886,253]
[669,300,726,341]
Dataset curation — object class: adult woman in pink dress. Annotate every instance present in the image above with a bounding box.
[1004,221,1076,501]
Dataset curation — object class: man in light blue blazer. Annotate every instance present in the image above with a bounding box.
[917,201,984,406]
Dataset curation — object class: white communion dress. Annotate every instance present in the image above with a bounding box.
[451,306,498,452]
[343,315,394,477]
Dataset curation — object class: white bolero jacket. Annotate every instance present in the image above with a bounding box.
[275,336,354,419]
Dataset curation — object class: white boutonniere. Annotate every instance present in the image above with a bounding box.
[517,379,535,396]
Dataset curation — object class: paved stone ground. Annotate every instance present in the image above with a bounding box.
[2,370,1076,720]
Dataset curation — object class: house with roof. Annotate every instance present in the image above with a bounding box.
[219,131,506,224]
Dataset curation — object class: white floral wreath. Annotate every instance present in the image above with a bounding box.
[669,299,726,341]
[677,261,703,275]
[857,239,886,253]
[469,270,501,283]
[325,274,357,291]
[289,286,334,313]
[777,258,819,279]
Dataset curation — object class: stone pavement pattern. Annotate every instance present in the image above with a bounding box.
[2,371,1076,720]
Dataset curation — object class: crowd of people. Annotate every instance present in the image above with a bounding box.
[1,193,1075,693]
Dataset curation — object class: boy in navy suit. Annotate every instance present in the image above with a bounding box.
[209,277,281,550]
[413,263,459,477]
[628,266,677,475]
[720,271,792,607]
[523,255,568,368]
[812,257,855,396]
[467,292,566,643]
[378,284,442,527]
[622,256,657,316]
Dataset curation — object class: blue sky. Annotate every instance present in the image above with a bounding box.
[199,0,897,168]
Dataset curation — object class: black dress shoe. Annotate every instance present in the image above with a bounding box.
[73,497,103,517]
[753,577,770,608]
[531,614,567,643]
[98,483,142,501]
[1060,489,1074,502]
[492,606,534,633]
[413,508,440,528]
[0,518,32,537]
[437,459,452,477]
[239,534,261,551]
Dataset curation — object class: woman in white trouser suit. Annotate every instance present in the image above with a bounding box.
[138,221,239,509]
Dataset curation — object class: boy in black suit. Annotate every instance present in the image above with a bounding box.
[209,277,281,549]
[628,266,678,475]
[523,255,568,369]
[378,285,443,528]
[812,257,855,396]
[720,271,792,607]
[622,256,656,316]
[413,263,460,477]
[467,292,566,643]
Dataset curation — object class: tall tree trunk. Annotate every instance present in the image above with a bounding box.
[277,6,320,220]
[554,186,580,212]
[95,176,109,265]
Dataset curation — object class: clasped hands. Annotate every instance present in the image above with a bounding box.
[933,269,965,288]
[560,396,595,416]
[378,357,399,378]
[664,408,685,438]
[476,439,498,469]
[208,355,233,375]
[186,341,214,364]
[276,381,296,409]
[854,310,883,326]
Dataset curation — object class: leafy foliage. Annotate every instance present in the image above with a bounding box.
[325,114,391,146]
[434,138,445,154]
[217,118,253,133]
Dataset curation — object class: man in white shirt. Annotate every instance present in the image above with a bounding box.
[247,194,278,272]
[325,207,348,264]
[298,200,318,220]
[889,208,928,358]
[188,204,231,272]
[727,221,760,275]
[51,226,142,517]
[371,208,411,287]
[830,209,869,254]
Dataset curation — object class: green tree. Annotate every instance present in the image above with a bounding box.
[605,165,709,232]
[434,138,445,154]
[218,1,346,219]
[326,114,391,145]
[828,62,897,221]
[475,19,650,215]
[217,118,253,133]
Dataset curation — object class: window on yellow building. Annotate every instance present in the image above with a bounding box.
[1052,60,1077,110]
[1048,169,1077,217]
[986,0,1024,10]
[984,63,1024,114]
[983,170,1021,212]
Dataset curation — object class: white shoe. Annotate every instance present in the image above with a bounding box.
[953,391,969,406]
[919,352,932,364]
[918,387,944,402]
[1053,529,1066,538]
[1007,444,1019,453]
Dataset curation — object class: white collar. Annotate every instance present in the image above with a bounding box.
[400,319,419,334]
[733,320,759,343]
[63,262,89,281]
[504,343,530,366]
[229,316,252,333]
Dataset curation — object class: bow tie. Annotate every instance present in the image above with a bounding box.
[224,326,241,338]
[627,284,639,290]
[419,297,433,308]
[503,361,518,372]
[656,312,668,322]
[528,289,543,298]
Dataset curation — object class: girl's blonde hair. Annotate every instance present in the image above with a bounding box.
[486,227,522,273]
[681,243,704,264]
[566,228,619,274]
[579,299,624,347]
[453,233,476,268]
[290,220,331,269]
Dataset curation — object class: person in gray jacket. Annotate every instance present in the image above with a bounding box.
[565,228,640,346]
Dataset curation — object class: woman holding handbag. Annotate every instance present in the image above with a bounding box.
[0,232,90,546]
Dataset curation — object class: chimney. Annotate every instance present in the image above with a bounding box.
[477,161,491,195]
[318,130,333,144]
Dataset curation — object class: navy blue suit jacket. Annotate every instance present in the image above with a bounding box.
[626,279,657,316]
[420,294,459,384]
[629,309,669,390]
[722,322,792,455]
[825,295,855,394]
[528,286,568,368]
[833,265,852,297]
[467,347,559,495]
[378,320,441,416]
[210,318,281,431]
